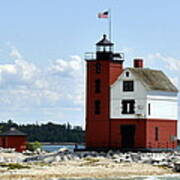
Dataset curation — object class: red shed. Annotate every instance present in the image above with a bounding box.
[0,128,27,152]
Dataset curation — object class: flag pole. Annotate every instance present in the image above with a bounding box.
[109,9,111,41]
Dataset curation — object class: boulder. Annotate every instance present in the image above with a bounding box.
[174,161,180,172]
[54,155,61,162]
[57,148,69,153]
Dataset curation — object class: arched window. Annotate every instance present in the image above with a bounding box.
[126,71,129,77]
[95,100,101,115]
[96,63,101,74]
[95,79,101,93]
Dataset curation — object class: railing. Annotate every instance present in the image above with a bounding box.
[84,52,96,60]
[84,52,125,61]
[113,52,125,61]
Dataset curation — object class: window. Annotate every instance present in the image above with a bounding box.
[155,127,159,141]
[125,71,129,77]
[95,79,101,93]
[123,81,134,91]
[122,100,135,114]
[96,63,101,74]
[148,103,151,115]
[95,100,101,114]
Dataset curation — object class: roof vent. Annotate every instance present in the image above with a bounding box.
[10,127,16,131]
[134,58,143,68]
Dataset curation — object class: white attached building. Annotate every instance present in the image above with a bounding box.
[111,67,178,120]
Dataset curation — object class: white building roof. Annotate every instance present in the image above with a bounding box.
[126,68,178,93]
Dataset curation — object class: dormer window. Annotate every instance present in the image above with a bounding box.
[123,81,134,91]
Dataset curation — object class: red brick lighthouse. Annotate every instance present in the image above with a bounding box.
[85,34,178,150]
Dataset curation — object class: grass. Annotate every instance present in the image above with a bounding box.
[82,157,100,165]
[31,162,50,167]
[0,163,30,170]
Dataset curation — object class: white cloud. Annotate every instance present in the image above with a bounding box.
[10,46,22,59]
[147,53,180,71]
[49,55,83,77]
[121,47,134,54]
[0,59,39,88]
[0,46,85,110]
[146,53,180,88]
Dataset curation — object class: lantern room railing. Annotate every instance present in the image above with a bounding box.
[84,52,96,60]
[85,52,125,61]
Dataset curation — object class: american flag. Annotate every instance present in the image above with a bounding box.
[98,11,109,18]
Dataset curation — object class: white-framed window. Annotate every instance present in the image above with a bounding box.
[123,81,134,91]
[121,100,135,114]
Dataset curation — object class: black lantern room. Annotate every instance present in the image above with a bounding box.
[96,34,114,60]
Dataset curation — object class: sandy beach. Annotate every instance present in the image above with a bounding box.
[0,157,176,180]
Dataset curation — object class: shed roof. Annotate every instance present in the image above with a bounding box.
[127,68,178,93]
[0,128,27,136]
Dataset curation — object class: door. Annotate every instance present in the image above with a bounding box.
[2,137,6,148]
[121,125,136,148]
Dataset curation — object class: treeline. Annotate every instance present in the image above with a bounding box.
[0,120,85,143]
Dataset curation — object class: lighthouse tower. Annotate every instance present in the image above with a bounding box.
[85,34,124,149]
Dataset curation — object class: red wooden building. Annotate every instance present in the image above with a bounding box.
[85,35,178,150]
[0,128,27,152]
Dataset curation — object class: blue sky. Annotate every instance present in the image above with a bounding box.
[0,0,179,129]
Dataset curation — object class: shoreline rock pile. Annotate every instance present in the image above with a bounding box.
[23,148,180,172]
[1,147,180,172]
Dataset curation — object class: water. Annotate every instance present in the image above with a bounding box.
[42,144,180,152]
[42,144,85,152]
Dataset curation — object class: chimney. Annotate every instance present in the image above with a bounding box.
[134,58,143,68]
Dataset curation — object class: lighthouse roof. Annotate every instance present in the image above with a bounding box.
[96,34,114,46]
[127,68,178,93]
[0,128,27,136]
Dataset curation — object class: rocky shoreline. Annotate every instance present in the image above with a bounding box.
[0,148,180,179]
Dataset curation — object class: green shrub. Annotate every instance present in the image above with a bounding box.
[26,141,42,152]
[0,163,30,170]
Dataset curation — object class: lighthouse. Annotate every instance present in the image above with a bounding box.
[85,35,178,150]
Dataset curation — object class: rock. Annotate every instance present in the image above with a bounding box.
[23,150,33,155]
[131,153,141,162]
[42,156,55,163]
[73,156,80,160]
[34,148,43,154]
[61,155,69,161]
[90,151,99,157]
[113,158,121,163]
[106,154,112,159]
[99,152,106,157]
[168,163,174,168]
[107,150,114,157]
[174,161,180,172]
[54,155,61,162]
[112,154,120,159]
[58,148,69,153]
[158,161,169,166]
[0,156,5,163]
